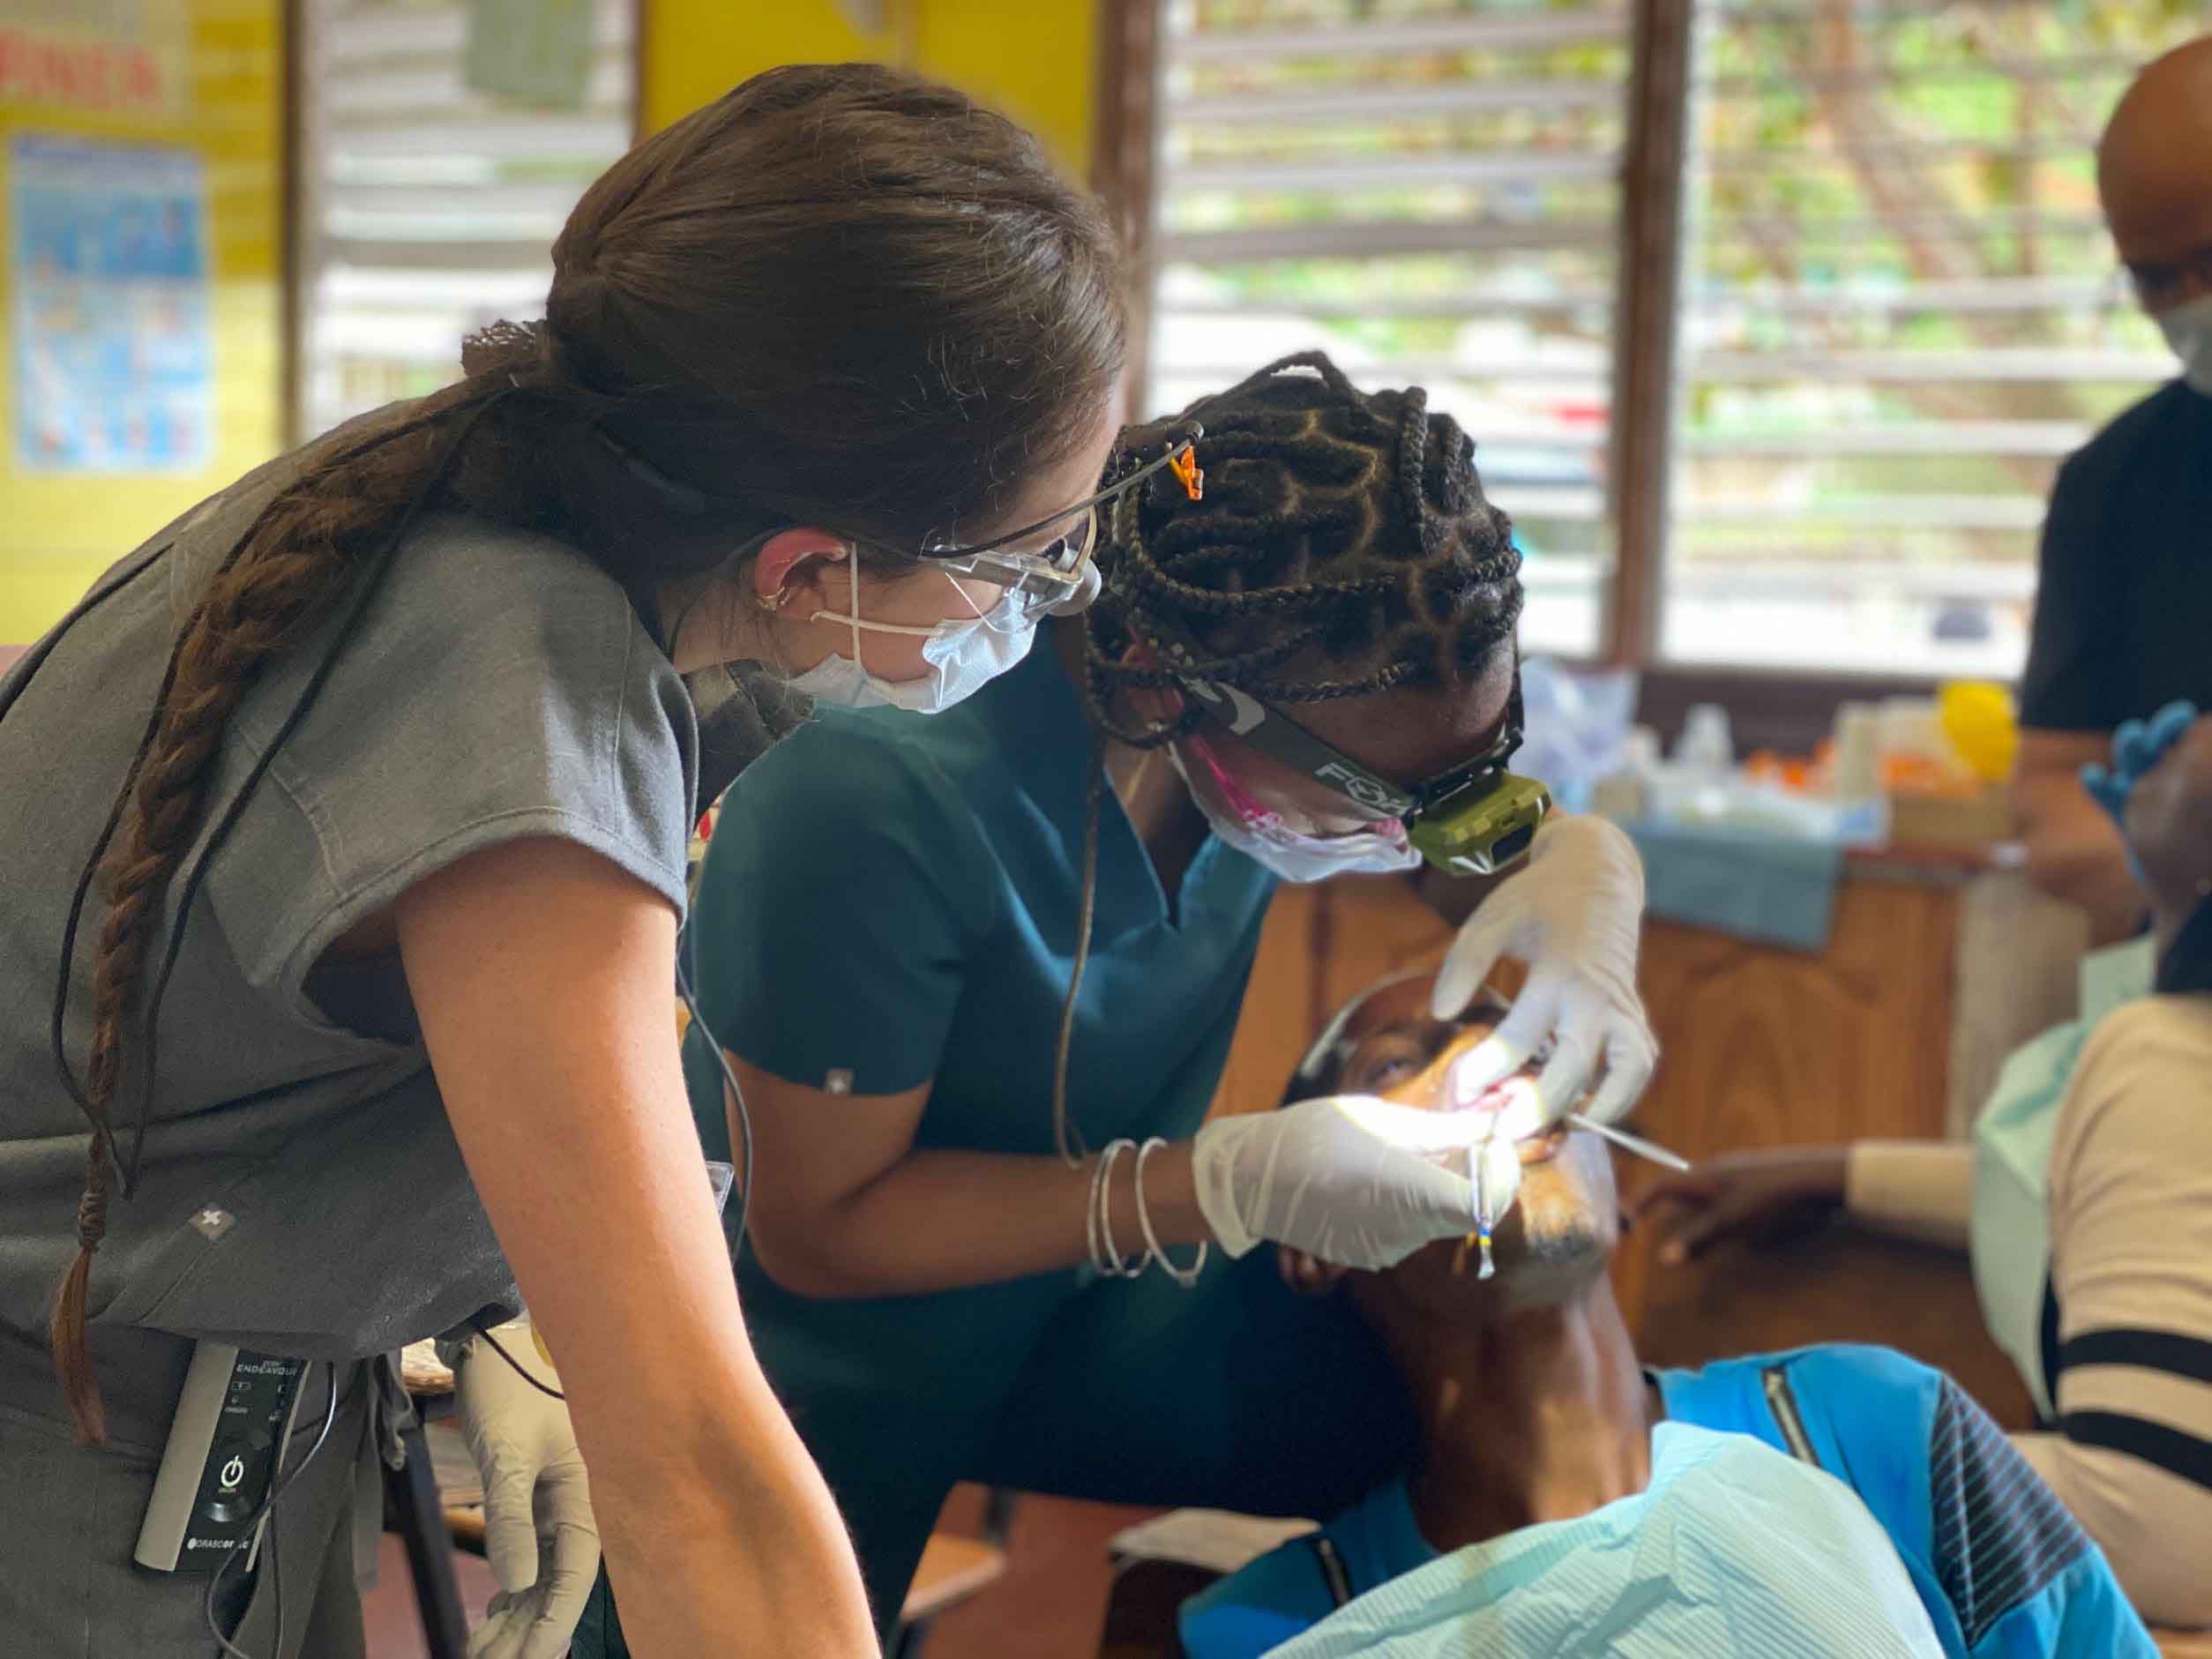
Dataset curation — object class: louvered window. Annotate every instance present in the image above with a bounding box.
[1666,0,2201,673]
[1148,0,1635,658]
[1139,0,2201,676]
[294,0,634,439]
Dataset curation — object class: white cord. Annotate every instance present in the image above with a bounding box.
[1132,1138,1207,1289]
[207,1361,340,1659]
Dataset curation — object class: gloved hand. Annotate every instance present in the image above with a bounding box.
[453,1319,598,1659]
[2081,699,2198,834]
[1429,813,1656,1126]
[1192,1095,1484,1270]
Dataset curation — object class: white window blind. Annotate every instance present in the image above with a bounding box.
[294,0,635,439]
[1664,0,2202,674]
[1148,0,1637,658]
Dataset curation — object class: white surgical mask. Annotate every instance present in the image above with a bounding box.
[1169,732,1422,885]
[785,554,1034,714]
[2156,291,2212,396]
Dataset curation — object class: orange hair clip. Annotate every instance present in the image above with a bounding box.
[1168,445,1204,502]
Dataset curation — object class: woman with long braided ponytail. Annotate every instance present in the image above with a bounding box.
[0,64,1130,1658]
[665,352,1658,1637]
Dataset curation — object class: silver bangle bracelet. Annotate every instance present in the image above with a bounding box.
[1132,1137,1207,1289]
[1089,1138,1143,1277]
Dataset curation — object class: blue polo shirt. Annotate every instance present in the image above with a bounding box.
[1180,1346,2153,1659]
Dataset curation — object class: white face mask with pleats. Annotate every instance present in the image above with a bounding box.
[784,553,1035,714]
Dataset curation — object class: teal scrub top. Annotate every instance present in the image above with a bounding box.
[679,633,1276,1386]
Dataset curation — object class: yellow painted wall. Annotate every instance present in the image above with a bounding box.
[0,0,284,642]
[641,0,1097,178]
[915,0,1097,182]
[642,0,902,117]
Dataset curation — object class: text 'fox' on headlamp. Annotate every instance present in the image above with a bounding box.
[1169,664,1553,878]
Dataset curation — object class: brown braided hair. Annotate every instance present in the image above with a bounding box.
[1048,353,1522,1162]
[45,62,1125,1444]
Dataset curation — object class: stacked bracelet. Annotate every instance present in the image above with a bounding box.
[1087,1138,1143,1277]
[1085,1137,1207,1289]
[1132,1137,1207,1289]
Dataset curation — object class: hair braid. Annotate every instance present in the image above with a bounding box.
[47,406,453,1120]
[1394,385,1432,554]
[47,387,502,1446]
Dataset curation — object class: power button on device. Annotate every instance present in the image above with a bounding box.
[218,1455,246,1491]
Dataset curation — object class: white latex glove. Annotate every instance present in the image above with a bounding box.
[1192,1095,1485,1270]
[453,1319,598,1659]
[1431,813,1656,1126]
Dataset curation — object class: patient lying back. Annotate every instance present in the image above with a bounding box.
[1177,974,2155,1659]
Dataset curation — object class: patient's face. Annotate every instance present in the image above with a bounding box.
[1326,973,1620,1312]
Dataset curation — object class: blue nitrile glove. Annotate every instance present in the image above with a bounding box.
[2081,701,2198,884]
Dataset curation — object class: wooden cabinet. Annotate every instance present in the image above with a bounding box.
[1631,871,1959,1152]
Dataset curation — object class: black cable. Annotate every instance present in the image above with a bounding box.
[126,395,509,1187]
[457,948,738,1407]
[46,398,463,1153]
[468,1318,566,1403]
[206,1360,340,1659]
[43,548,187,1125]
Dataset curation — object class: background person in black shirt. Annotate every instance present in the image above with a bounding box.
[2016,36,2212,942]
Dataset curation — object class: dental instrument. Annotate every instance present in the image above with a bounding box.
[1566,1113,1691,1172]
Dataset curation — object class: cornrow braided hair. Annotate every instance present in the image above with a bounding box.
[1048,352,1523,1163]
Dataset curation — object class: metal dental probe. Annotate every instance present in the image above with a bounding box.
[1566,1113,1691,1172]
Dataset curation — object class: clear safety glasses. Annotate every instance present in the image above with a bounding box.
[864,426,1205,631]
[928,503,1102,632]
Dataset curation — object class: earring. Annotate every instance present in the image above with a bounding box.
[756,587,796,614]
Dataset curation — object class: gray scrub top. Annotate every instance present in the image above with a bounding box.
[0,432,697,1450]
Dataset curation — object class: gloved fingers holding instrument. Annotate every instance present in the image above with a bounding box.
[451,1317,600,1659]
[1431,813,1656,1127]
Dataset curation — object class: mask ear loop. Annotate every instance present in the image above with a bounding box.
[841,547,867,669]
[811,556,1002,639]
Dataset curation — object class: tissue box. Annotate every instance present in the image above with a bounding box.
[1885,781,2014,847]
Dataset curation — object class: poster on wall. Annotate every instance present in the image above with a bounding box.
[465,0,594,110]
[10,133,213,473]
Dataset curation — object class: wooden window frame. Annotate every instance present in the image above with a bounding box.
[1091,0,1162,423]
[1095,0,1953,755]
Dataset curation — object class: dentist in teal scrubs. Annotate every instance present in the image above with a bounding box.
[581,355,1658,1648]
